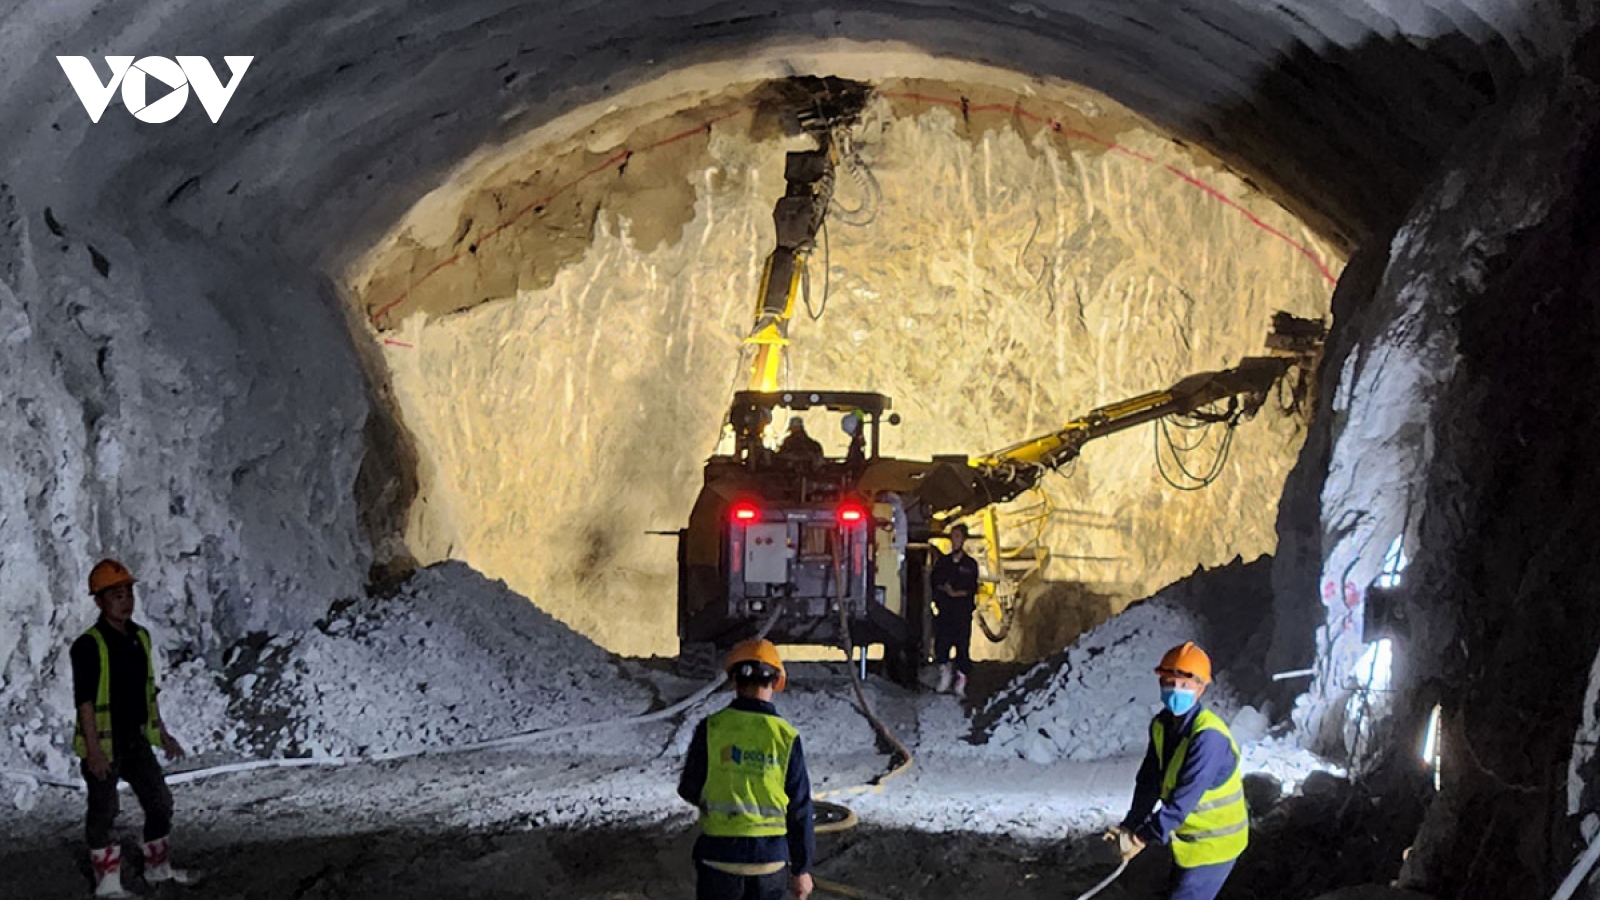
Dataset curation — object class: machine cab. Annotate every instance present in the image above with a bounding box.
[677,391,920,677]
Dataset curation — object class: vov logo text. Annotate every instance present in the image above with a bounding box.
[58,56,253,124]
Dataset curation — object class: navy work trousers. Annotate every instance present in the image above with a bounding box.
[1167,859,1236,900]
[695,863,788,900]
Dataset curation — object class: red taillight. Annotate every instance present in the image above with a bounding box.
[837,502,867,527]
[731,502,760,524]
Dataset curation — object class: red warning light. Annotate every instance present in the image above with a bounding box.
[731,502,760,524]
[837,502,867,527]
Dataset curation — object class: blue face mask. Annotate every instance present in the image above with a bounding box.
[1161,687,1199,716]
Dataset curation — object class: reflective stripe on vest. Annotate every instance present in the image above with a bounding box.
[699,707,796,838]
[1152,708,1249,867]
[72,626,161,762]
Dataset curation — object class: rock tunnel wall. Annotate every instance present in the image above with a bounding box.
[0,188,374,764]
[1267,43,1600,897]
[0,0,1590,829]
[1396,60,1600,897]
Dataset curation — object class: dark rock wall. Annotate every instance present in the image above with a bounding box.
[1399,60,1600,896]
[1269,42,1600,895]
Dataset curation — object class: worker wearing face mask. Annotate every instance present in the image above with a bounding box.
[1104,642,1248,900]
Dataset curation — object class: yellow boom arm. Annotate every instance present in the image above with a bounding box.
[743,147,835,392]
[892,315,1322,521]
[970,356,1293,474]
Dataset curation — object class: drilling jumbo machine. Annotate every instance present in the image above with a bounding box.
[675,78,1325,685]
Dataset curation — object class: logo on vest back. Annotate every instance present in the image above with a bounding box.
[720,743,781,769]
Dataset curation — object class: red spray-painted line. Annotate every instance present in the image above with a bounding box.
[885,91,1157,162]
[369,110,741,326]
[880,91,1338,286]
[382,338,415,348]
[371,91,1337,327]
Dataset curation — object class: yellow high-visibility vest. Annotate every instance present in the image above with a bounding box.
[699,708,796,838]
[72,625,161,762]
[1152,708,1249,867]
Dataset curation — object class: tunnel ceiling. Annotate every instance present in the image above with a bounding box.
[0,1,1579,264]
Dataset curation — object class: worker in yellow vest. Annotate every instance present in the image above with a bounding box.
[1105,642,1249,900]
[70,558,192,897]
[678,639,815,900]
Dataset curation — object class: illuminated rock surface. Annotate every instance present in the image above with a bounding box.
[352,65,1339,657]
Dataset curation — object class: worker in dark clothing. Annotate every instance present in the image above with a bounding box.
[841,412,867,471]
[1107,642,1248,900]
[679,639,815,900]
[776,416,824,464]
[928,524,980,698]
[71,558,192,898]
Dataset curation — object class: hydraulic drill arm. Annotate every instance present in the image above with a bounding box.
[744,146,836,392]
[737,77,875,392]
[892,315,1325,521]
[969,356,1293,475]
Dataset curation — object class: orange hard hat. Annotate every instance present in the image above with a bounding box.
[1155,641,1213,684]
[88,558,136,596]
[725,638,787,692]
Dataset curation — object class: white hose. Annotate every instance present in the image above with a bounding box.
[5,606,789,793]
[1,769,79,790]
[2,676,729,792]
[1072,860,1129,900]
[1552,829,1600,900]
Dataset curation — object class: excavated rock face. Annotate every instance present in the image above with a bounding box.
[348,63,1339,657]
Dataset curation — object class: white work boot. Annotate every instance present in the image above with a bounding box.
[935,663,953,694]
[142,836,196,885]
[952,671,968,700]
[90,845,132,898]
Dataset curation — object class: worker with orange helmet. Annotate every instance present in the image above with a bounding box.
[1105,641,1249,900]
[70,559,192,897]
[678,639,815,900]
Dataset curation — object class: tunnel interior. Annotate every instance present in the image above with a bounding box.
[1,3,1599,899]
[345,54,1339,658]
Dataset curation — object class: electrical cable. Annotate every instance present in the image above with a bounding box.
[1154,414,1237,491]
[814,800,859,836]
[821,220,830,316]
[1276,373,1298,415]
[825,542,914,794]
[802,257,814,319]
[1165,420,1231,483]
[1161,416,1214,453]
[803,221,831,321]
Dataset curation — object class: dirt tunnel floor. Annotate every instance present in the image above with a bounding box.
[0,809,1411,900]
[0,823,1184,900]
[0,659,1404,899]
